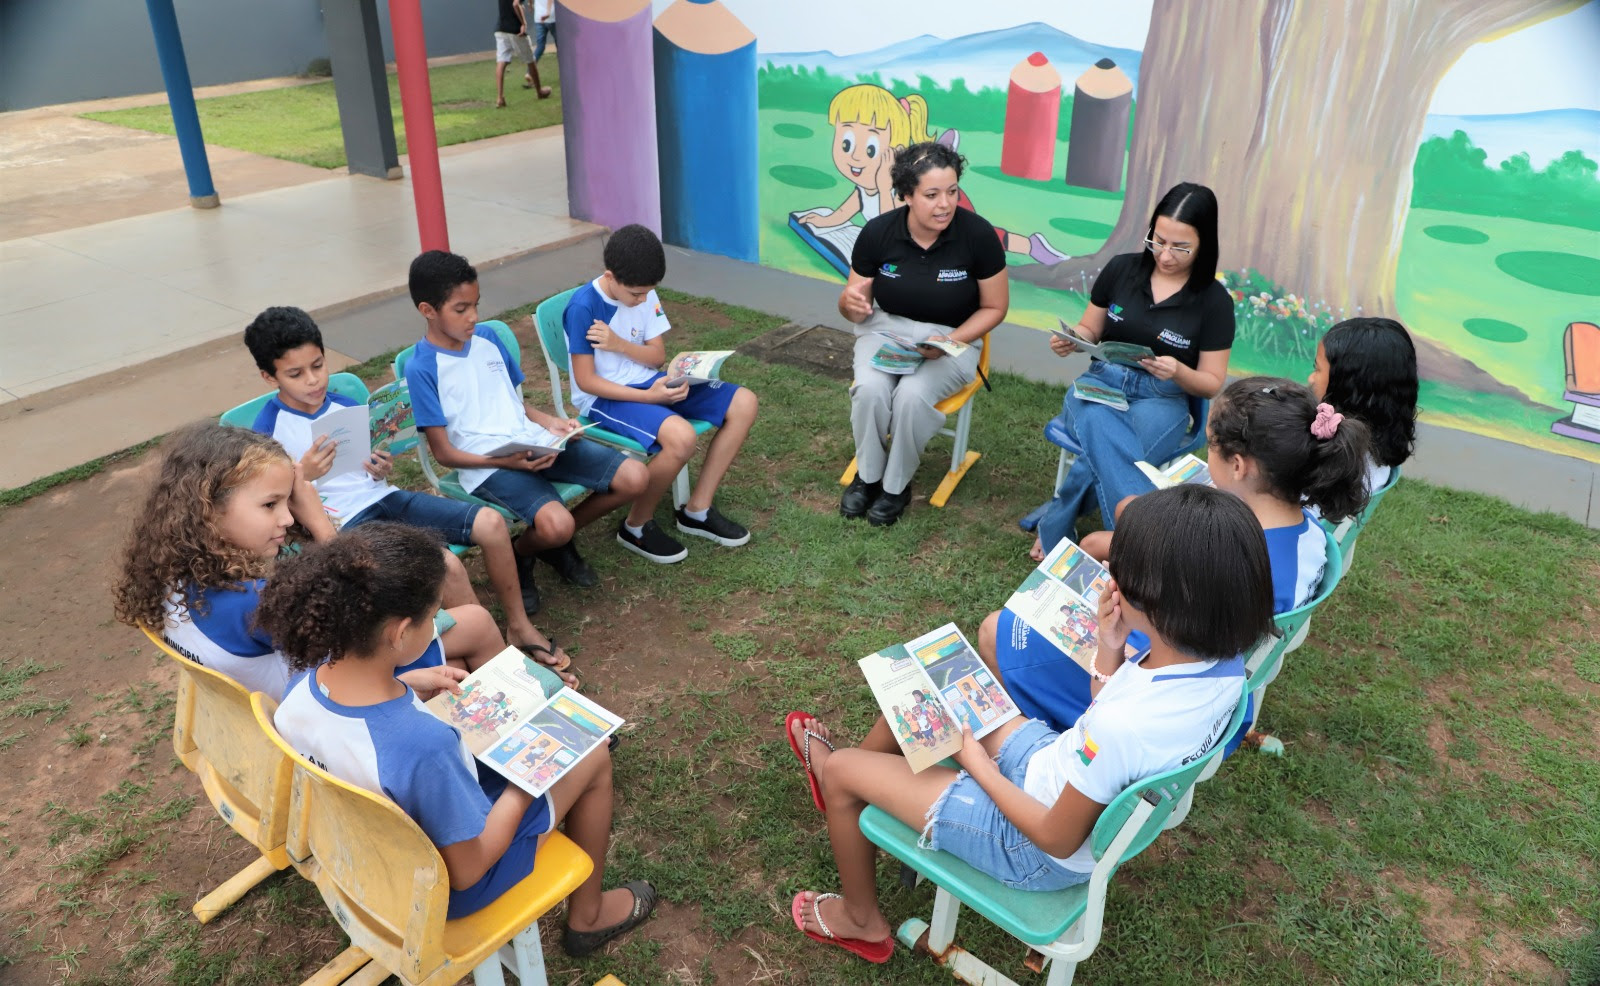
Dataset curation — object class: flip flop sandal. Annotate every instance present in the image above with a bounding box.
[563,880,657,957]
[784,711,834,813]
[524,638,572,672]
[791,891,893,964]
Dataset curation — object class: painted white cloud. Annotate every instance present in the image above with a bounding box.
[1428,1,1600,114]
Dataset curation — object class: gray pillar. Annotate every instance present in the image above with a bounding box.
[324,0,401,179]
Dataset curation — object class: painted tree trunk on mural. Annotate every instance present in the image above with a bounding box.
[1014,0,1584,316]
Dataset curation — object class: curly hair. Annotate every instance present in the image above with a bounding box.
[1319,317,1418,469]
[244,305,322,375]
[256,523,446,671]
[890,141,966,200]
[1210,376,1373,522]
[112,422,292,631]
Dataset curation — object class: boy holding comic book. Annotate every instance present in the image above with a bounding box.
[563,224,760,563]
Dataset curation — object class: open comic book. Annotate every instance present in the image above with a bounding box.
[858,623,1019,773]
[868,332,970,375]
[480,421,598,459]
[425,647,622,798]
[368,380,418,457]
[1136,453,1213,489]
[665,350,736,386]
[1053,319,1156,368]
[1003,538,1147,676]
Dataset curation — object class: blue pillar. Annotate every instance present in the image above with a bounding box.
[143,0,218,208]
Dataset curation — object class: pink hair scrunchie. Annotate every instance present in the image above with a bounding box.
[1310,403,1343,440]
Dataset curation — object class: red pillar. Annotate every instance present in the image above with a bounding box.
[388,0,449,251]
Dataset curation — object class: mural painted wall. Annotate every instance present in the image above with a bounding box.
[561,0,1600,464]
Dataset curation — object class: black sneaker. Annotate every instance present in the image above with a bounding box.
[616,519,688,564]
[840,476,881,519]
[536,540,599,588]
[513,552,541,614]
[674,505,750,547]
[866,485,912,527]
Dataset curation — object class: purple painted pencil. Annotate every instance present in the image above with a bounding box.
[554,0,660,233]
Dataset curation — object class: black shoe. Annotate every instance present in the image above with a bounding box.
[840,477,881,519]
[866,485,912,527]
[674,505,750,547]
[513,552,541,614]
[616,519,688,564]
[536,540,599,587]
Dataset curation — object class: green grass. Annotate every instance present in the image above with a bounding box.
[82,57,563,170]
[5,291,1597,984]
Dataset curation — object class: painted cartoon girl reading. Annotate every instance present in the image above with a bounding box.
[789,82,1069,276]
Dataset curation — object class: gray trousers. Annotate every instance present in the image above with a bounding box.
[850,332,979,493]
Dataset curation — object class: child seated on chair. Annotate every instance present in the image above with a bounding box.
[402,251,650,596]
[564,224,759,564]
[243,306,570,671]
[259,523,656,955]
[112,422,559,702]
[783,486,1269,963]
[1307,316,1418,500]
[979,377,1370,755]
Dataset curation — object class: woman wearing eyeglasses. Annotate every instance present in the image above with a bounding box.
[1029,182,1234,558]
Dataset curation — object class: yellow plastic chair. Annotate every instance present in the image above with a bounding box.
[142,627,292,923]
[250,693,595,986]
[839,333,991,508]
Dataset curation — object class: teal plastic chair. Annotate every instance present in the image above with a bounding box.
[1324,465,1401,576]
[532,287,710,509]
[220,372,472,556]
[861,680,1250,986]
[392,320,588,521]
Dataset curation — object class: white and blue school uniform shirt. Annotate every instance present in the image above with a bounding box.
[405,332,560,494]
[1263,509,1328,614]
[275,669,553,918]
[252,394,395,527]
[561,278,672,414]
[1022,654,1244,874]
[162,581,291,700]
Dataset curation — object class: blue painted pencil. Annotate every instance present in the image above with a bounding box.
[652,0,758,262]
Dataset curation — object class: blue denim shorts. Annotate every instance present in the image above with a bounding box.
[473,440,627,522]
[345,489,480,545]
[921,719,1092,891]
[585,374,741,454]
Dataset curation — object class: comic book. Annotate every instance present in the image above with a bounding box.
[1071,378,1130,411]
[367,380,418,456]
[479,421,598,459]
[858,623,1019,773]
[664,350,736,386]
[311,402,375,480]
[1136,453,1214,489]
[1002,537,1147,676]
[1053,319,1156,368]
[425,647,622,798]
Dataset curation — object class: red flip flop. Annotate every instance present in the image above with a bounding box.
[784,711,833,812]
[791,892,893,964]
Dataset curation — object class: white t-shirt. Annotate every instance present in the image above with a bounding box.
[162,581,291,700]
[253,393,394,525]
[561,278,672,414]
[1021,654,1245,873]
[532,0,553,21]
[406,332,560,493]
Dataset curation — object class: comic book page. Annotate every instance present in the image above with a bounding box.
[480,690,622,798]
[317,402,374,479]
[1002,539,1136,674]
[857,643,961,773]
[904,623,1018,740]
[1136,453,1214,489]
[424,647,564,755]
[665,350,736,386]
[368,380,418,456]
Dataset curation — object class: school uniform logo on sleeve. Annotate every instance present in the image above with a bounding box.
[1077,730,1099,766]
[654,304,664,318]
[936,268,969,283]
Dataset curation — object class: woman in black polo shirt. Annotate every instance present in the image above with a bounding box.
[835,141,1010,526]
[1032,182,1234,555]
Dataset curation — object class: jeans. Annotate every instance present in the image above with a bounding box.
[1036,362,1191,553]
[532,21,555,62]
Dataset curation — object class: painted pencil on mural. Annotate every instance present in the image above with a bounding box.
[555,0,660,233]
[1064,58,1133,193]
[652,0,758,262]
[1000,52,1061,181]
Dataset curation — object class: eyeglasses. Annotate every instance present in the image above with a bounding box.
[1143,237,1194,258]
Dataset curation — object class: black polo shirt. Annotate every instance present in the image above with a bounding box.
[497,0,522,34]
[1089,253,1235,367]
[851,205,1007,329]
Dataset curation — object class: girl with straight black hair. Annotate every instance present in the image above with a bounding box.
[1309,316,1419,493]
